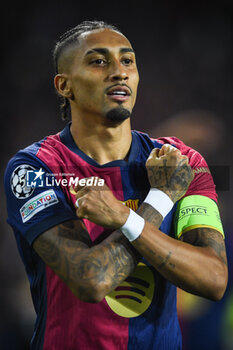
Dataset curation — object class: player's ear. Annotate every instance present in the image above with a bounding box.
[54,74,74,99]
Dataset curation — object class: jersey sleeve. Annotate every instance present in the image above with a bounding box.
[156,136,223,238]
[4,152,77,246]
[156,136,217,202]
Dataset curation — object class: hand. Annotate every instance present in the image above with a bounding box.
[146,144,194,203]
[71,180,130,228]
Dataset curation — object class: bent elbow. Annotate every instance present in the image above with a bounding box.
[83,286,106,303]
[211,278,228,301]
[210,285,227,302]
[81,292,105,304]
[88,281,110,303]
[70,287,104,303]
[209,264,228,301]
[70,280,108,303]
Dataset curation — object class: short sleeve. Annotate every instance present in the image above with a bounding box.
[4,153,77,246]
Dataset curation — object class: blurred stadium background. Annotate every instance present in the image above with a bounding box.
[1,1,233,349]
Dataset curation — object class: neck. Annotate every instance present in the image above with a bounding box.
[70,113,132,165]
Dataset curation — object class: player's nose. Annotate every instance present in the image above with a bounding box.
[108,61,128,82]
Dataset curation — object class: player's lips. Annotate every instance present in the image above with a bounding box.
[105,84,132,102]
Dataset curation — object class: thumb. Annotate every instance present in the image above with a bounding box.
[69,182,86,195]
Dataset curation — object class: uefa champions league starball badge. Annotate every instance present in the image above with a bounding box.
[10,164,36,199]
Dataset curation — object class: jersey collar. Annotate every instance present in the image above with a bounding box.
[59,122,140,168]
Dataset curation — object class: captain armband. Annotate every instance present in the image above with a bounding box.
[174,195,224,239]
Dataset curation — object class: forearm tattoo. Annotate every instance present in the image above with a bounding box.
[180,228,228,266]
[33,220,139,301]
[137,202,163,227]
[137,204,227,275]
[136,203,175,271]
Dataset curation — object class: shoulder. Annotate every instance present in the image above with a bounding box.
[134,131,217,202]
[154,136,194,155]
[140,133,206,168]
[156,136,217,201]
[134,131,196,158]
[4,132,62,200]
[5,131,63,174]
[134,131,187,149]
[4,132,77,243]
[5,139,45,179]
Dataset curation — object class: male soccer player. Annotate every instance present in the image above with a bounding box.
[4,21,228,350]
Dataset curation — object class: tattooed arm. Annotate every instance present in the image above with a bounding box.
[32,159,168,304]
[131,213,228,301]
[33,220,139,303]
[75,144,228,301]
[131,145,228,301]
[33,181,165,304]
[179,227,228,295]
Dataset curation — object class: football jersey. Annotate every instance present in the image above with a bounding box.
[4,123,217,350]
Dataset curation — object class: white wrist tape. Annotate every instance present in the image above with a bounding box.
[144,188,174,218]
[120,209,145,242]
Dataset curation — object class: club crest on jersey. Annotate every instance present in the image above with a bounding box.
[122,199,139,211]
[20,190,58,223]
[10,164,36,199]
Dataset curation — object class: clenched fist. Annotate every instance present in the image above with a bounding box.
[72,182,130,228]
[146,144,194,203]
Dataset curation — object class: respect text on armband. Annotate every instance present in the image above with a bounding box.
[177,205,208,221]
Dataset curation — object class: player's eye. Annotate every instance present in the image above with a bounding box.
[90,58,107,66]
[122,57,134,66]
[124,58,133,65]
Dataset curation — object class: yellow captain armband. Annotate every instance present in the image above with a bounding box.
[174,195,224,239]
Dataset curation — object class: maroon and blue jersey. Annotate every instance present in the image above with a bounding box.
[4,123,217,350]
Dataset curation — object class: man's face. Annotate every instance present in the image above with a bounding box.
[62,28,139,120]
